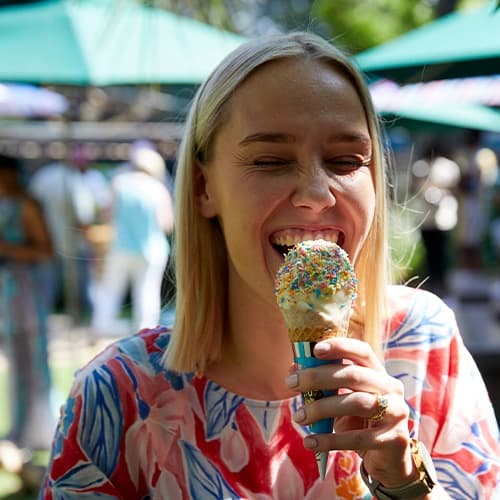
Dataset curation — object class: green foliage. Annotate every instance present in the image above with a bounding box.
[142,0,244,31]
[312,0,434,53]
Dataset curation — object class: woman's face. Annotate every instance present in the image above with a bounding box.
[198,57,376,305]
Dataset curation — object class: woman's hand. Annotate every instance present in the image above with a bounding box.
[285,336,419,488]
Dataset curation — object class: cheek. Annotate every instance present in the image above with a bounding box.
[360,187,376,226]
[220,175,286,221]
[345,174,376,242]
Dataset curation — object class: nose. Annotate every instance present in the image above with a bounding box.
[291,165,336,212]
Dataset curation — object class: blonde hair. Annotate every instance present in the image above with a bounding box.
[164,32,391,373]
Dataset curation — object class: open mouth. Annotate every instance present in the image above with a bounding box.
[271,232,344,257]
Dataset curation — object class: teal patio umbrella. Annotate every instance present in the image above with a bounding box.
[370,78,500,132]
[379,103,500,133]
[0,0,245,85]
[355,2,500,83]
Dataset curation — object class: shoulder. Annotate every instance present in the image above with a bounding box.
[386,285,453,314]
[384,285,457,350]
[74,326,178,387]
[21,194,43,212]
[143,175,169,194]
[18,195,46,224]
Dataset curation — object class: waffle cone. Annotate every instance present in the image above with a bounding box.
[287,326,347,343]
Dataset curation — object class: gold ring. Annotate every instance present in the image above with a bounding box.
[369,394,389,422]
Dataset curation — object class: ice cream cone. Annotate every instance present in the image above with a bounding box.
[275,240,357,480]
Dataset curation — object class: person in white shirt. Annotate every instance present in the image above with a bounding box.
[91,147,174,335]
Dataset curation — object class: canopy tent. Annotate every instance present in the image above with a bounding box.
[378,103,500,133]
[370,76,500,109]
[355,2,500,83]
[369,78,500,133]
[0,0,245,85]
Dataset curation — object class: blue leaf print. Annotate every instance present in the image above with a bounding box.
[53,490,118,500]
[52,397,76,457]
[81,365,122,476]
[52,462,108,491]
[115,355,150,419]
[205,382,244,440]
[386,293,454,350]
[61,397,76,436]
[463,441,500,471]
[118,335,154,375]
[181,441,241,499]
[156,355,187,390]
[153,329,171,351]
[435,459,480,500]
[147,332,188,390]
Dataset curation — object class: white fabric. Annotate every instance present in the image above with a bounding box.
[91,249,167,334]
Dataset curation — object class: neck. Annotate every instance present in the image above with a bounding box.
[206,274,295,401]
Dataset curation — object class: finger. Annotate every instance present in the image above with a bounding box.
[294,391,407,427]
[314,337,385,370]
[292,363,404,396]
[294,391,376,424]
[304,426,410,454]
[294,392,402,425]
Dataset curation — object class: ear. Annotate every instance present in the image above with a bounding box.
[194,161,218,218]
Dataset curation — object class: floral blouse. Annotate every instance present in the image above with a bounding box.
[41,286,500,499]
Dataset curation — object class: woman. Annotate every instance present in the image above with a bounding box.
[0,154,54,458]
[41,32,499,499]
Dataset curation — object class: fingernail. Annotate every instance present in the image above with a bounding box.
[285,373,299,388]
[294,407,306,422]
[314,342,331,355]
[304,436,318,449]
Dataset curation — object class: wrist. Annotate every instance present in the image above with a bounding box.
[360,439,438,500]
[367,443,419,488]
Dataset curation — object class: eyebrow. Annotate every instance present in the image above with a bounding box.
[326,132,372,146]
[239,131,371,147]
[239,132,295,146]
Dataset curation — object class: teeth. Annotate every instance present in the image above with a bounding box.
[272,231,339,246]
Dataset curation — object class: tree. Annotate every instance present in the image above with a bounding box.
[138,0,498,49]
[312,0,434,53]
[141,0,247,32]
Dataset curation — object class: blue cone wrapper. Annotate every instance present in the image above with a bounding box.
[293,341,340,479]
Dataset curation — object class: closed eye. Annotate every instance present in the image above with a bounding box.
[326,157,371,174]
[252,157,292,168]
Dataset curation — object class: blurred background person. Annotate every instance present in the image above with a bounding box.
[0,154,55,465]
[71,143,112,224]
[91,146,174,336]
[411,139,460,295]
[69,144,112,321]
[28,144,96,324]
[489,178,500,264]
[455,129,487,270]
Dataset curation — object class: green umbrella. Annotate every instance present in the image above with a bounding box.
[0,0,245,85]
[370,77,500,132]
[355,2,500,83]
[379,103,500,133]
